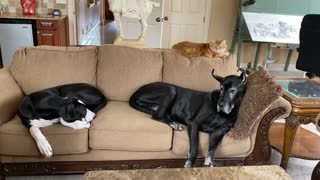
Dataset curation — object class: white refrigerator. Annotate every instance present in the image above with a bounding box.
[0,20,35,67]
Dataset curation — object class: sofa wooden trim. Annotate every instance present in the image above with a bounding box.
[0,163,3,180]
[0,107,286,179]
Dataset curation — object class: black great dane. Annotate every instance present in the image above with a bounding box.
[129,68,247,167]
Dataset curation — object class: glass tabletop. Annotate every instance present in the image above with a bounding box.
[276,79,320,98]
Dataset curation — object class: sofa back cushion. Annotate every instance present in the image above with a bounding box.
[162,49,238,91]
[10,46,98,95]
[97,45,163,101]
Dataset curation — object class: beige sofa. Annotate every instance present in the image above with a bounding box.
[0,45,291,178]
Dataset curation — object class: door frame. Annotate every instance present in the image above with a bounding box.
[100,0,106,25]
[67,0,78,45]
[203,0,212,42]
[160,0,212,48]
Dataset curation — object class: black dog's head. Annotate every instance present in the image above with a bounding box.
[58,97,87,123]
[212,68,247,114]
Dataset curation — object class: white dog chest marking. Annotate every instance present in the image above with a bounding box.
[30,118,60,128]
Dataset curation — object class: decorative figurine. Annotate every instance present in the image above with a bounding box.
[0,3,5,14]
[52,9,62,17]
[20,0,36,15]
[108,0,160,46]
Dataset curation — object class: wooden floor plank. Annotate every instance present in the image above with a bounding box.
[270,123,320,160]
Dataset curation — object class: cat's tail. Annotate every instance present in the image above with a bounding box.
[172,43,178,49]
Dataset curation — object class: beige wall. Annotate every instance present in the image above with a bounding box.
[77,0,101,43]
[208,0,238,46]
[208,0,298,66]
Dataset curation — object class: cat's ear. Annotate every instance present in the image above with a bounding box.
[220,40,226,45]
[211,68,224,82]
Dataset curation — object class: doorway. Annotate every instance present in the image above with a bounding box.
[78,0,211,47]
[161,0,211,48]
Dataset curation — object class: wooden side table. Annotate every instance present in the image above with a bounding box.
[274,79,320,169]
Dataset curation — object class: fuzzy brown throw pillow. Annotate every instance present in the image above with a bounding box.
[227,67,283,140]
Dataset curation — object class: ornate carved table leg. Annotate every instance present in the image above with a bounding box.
[0,163,4,180]
[312,161,320,180]
[280,115,300,169]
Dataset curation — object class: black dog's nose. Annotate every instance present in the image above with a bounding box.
[218,101,225,107]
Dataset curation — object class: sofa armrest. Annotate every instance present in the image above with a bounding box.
[250,96,291,141]
[0,68,23,126]
[245,96,292,165]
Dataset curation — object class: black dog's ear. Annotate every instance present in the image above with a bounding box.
[238,68,247,84]
[211,68,224,83]
[59,102,75,122]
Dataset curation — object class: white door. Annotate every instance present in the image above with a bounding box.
[161,0,209,48]
[145,0,163,48]
[121,0,163,48]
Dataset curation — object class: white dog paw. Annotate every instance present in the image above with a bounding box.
[72,121,91,129]
[84,122,91,129]
[203,161,213,167]
[85,109,96,122]
[36,138,53,158]
[184,160,193,168]
[204,157,214,167]
[169,122,185,131]
[61,119,91,129]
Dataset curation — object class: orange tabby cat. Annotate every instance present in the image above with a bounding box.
[172,40,230,58]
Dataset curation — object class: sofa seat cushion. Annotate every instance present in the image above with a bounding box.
[0,115,88,156]
[172,130,251,157]
[89,101,173,151]
[10,46,98,95]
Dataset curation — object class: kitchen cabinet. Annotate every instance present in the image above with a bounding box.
[37,30,58,46]
[36,18,68,46]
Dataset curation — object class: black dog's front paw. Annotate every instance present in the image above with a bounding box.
[203,157,214,167]
[169,122,185,131]
[203,162,214,167]
[184,160,193,168]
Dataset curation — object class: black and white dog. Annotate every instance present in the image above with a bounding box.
[129,69,247,167]
[18,83,107,158]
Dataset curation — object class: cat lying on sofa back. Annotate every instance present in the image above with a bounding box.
[172,40,230,58]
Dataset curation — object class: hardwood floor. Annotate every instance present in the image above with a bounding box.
[80,21,117,46]
[270,123,320,160]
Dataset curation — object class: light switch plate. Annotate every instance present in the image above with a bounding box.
[56,0,67,4]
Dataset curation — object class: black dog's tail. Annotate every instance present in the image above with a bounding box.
[91,98,107,113]
[129,96,155,115]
